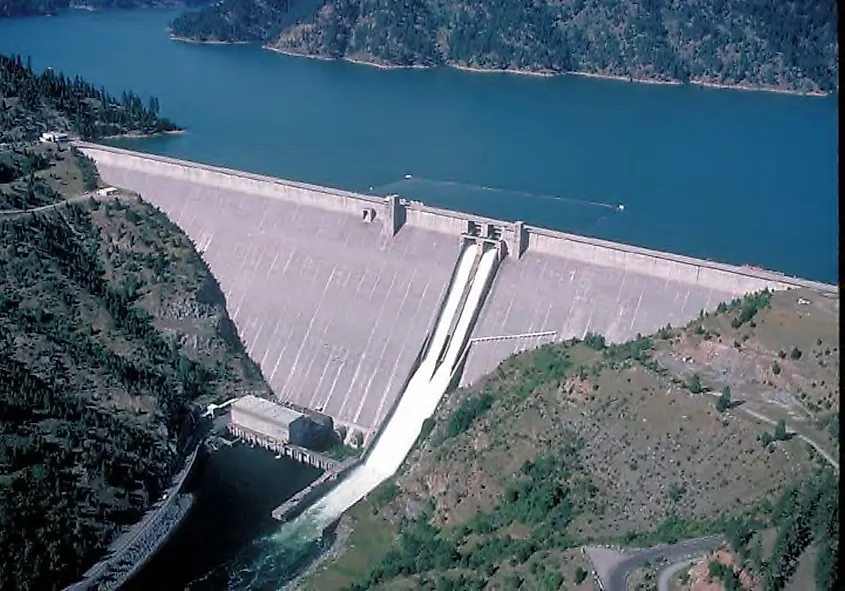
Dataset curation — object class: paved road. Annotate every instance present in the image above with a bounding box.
[0,190,134,220]
[0,193,93,218]
[588,535,724,591]
[657,556,701,591]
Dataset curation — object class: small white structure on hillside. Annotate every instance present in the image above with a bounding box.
[96,187,119,197]
[40,131,68,144]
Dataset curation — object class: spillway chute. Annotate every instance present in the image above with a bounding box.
[237,242,500,590]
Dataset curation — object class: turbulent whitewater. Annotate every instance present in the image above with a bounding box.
[219,244,497,589]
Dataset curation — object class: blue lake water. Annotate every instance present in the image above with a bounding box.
[0,9,838,283]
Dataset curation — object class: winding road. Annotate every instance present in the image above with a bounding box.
[657,556,701,591]
[585,535,724,591]
[0,190,134,221]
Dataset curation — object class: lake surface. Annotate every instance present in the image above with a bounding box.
[0,9,838,284]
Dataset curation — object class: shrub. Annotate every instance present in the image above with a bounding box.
[583,331,606,350]
[575,566,588,584]
[444,393,494,439]
[419,417,435,441]
[689,374,703,394]
[774,419,788,441]
[716,386,732,412]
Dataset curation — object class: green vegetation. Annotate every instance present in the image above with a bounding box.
[324,442,360,461]
[729,289,772,329]
[1,53,179,209]
[0,194,267,589]
[170,0,838,93]
[717,385,732,413]
[170,0,323,44]
[443,392,493,439]
[732,469,840,591]
[574,566,588,584]
[708,559,743,591]
[1,53,178,144]
[350,441,586,590]
[0,144,61,209]
[759,420,791,449]
[689,373,703,394]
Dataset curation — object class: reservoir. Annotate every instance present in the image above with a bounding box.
[0,9,838,285]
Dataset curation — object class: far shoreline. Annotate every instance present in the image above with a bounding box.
[195,38,834,98]
[100,128,186,141]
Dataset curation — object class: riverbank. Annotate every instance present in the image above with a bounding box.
[689,78,829,97]
[67,444,202,590]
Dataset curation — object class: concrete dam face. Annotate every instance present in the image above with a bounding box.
[80,143,832,442]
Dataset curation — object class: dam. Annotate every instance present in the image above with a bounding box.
[78,142,834,446]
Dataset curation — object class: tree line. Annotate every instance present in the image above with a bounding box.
[170,0,838,93]
[1,53,179,142]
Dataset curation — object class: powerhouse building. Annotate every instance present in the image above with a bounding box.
[229,394,325,448]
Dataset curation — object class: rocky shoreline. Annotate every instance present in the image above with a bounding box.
[66,445,201,590]
[240,41,833,97]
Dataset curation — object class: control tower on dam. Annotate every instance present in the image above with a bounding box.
[77,142,835,440]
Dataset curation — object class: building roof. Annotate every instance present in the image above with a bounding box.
[231,394,304,426]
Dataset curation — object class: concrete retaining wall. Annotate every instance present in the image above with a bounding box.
[77,142,832,296]
[525,227,830,294]
[271,456,362,522]
[76,142,386,220]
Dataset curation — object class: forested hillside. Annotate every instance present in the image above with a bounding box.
[1,54,179,144]
[170,0,838,94]
[0,60,268,589]
[303,289,839,590]
[0,0,210,19]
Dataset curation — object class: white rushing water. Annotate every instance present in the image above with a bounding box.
[254,243,498,584]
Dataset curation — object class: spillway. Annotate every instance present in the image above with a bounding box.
[239,244,497,586]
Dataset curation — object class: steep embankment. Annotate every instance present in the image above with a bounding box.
[0,57,268,590]
[300,289,839,590]
[170,0,839,94]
